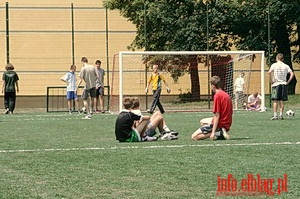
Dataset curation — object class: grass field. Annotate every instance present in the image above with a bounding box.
[0,108,299,198]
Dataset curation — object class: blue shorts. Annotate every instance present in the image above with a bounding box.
[145,122,157,136]
[96,86,104,96]
[66,91,78,100]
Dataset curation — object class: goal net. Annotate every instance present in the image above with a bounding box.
[111,51,265,112]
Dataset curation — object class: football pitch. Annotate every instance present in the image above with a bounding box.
[0,110,299,198]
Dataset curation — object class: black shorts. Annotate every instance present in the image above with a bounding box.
[271,84,288,101]
[200,124,226,140]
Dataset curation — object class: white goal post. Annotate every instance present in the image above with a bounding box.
[118,51,265,112]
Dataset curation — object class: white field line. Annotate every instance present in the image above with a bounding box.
[0,142,299,154]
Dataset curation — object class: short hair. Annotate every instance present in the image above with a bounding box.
[152,64,158,69]
[240,72,245,76]
[70,65,76,70]
[131,97,140,109]
[276,53,284,61]
[209,76,222,89]
[5,63,14,71]
[123,97,133,109]
[95,60,101,65]
[81,57,88,63]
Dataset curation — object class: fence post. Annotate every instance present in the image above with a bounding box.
[6,2,9,64]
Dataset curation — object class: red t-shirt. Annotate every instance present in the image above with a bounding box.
[212,90,233,131]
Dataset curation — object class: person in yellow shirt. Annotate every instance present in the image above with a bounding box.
[145,64,170,114]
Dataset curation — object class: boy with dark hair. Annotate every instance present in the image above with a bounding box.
[95,60,105,113]
[115,97,157,142]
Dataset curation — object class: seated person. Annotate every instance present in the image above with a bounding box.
[246,91,262,111]
[191,76,232,141]
[115,97,178,142]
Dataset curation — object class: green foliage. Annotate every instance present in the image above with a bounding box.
[105,0,300,93]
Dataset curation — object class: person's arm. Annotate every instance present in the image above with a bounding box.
[60,76,68,83]
[15,81,19,93]
[76,77,83,94]
[145,76,151,93]
[163,80,171,93]
[268,67,273,84]
[287,71,294,85]
[1,80,5,94]
[210,112,220,140]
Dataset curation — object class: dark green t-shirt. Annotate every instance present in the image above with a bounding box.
[2,71,19,92]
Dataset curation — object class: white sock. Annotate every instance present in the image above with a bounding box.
[163,126,170,132]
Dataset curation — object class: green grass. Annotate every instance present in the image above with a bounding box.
[0,110,299,199]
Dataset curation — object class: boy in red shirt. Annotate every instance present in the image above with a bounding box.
[191,76,232,140]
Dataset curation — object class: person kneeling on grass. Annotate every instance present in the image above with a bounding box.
[115,97,178,142]
[191,76,232,141]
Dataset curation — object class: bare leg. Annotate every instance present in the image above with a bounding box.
[136,120,150,137]
[67,99,72,111]
[100,95,104,112]
[75,99,80,111]
[83,100,90,115]
[149,111,164,131]
[191,128,211,140]
[279,100,284,115]
[273,100,278,115]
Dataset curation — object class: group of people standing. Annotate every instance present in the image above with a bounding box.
[234,53,294,120]
[60,57,105,119]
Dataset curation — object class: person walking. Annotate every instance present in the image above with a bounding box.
[2,63,19,114]
[145,64,170,114]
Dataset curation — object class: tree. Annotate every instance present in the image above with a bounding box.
[105,0,221,100]
[105,0,299,96]
[211,0,299,94]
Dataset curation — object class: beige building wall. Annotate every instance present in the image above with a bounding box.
[0,0,298,101]
[0,0,136,96]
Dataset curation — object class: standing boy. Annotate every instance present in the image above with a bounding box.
[268,53,294,120]
[2,63,19,114]
[95,60,105,113]
[145,64,170,114]
[234,72,245,109]
[61,65,80,114]
[77,57,100,119]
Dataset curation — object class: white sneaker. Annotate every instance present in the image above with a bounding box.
[82,115,92,119]
[222,128,230,140]
[142,136,158,142]
[161,133,178,141]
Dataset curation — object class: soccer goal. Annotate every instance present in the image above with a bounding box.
[112,51,265,112]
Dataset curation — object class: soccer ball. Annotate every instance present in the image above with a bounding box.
[286,109,295,117]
